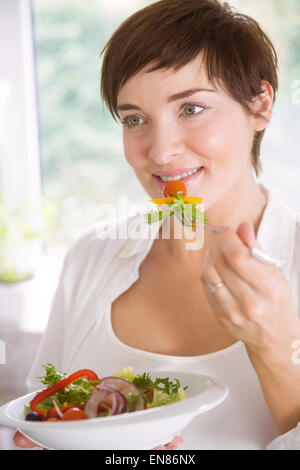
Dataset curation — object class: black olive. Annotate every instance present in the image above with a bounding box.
[25,411,43,421]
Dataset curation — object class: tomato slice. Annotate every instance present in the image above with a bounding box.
[145,389,154,399]
[46,403,84,419]
[163,181,186,198]
[46,406,60,419]
[61,407,87,421]
[62,403,84,412]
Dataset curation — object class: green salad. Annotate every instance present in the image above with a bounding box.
[24,364,188,422]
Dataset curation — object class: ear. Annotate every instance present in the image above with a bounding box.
[250,80,274,132]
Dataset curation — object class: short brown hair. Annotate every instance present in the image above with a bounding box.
[100,0,279,177]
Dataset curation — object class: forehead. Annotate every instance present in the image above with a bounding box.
[117,54,222,102]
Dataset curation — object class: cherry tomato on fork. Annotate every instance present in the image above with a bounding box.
[163,180,187,198]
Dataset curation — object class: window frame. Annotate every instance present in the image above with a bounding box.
[0,0,41,206]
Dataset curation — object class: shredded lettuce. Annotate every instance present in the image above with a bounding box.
[125,393,140,411]
[133,372,181,394]
[37,363,66,387]
[113,366,135,382]
[132,372,155,392]
[132,371,188,407]
[152,387,187,407]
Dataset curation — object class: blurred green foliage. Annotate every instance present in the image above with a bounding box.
[0,195,57,282]
[32,0,150,252]
[33,0,120,179]
[231,0,300,101]
[272,0,300,75]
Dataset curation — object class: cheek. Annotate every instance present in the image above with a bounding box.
[123,134,147,170]
[190,111,251,167]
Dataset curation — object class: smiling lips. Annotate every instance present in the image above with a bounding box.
[153,167,203,181]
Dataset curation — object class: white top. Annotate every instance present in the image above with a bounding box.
[26,184,300,450]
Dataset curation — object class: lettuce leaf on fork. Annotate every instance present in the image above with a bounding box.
[145,193,207,226]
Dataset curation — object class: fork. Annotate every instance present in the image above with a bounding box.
[174,207,286,269]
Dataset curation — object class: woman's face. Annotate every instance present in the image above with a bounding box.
[117,55,262,209]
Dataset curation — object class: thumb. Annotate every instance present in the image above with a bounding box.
[13,431,40,448]
[237,222,260,250]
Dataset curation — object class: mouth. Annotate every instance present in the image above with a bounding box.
[152,166,204,192]
[153,166,203,181]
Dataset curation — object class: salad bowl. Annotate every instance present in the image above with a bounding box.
[0,369,228,450]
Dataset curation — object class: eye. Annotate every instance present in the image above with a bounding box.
[121,115,145,129]
[181,103,206,117]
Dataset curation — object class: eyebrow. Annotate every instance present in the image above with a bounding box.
[117,88,216,112]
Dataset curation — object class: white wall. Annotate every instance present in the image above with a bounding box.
[0,0,41,207]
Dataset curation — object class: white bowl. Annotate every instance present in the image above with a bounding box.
[0,370,228,450]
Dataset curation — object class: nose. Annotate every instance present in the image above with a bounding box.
[148,122,186,165]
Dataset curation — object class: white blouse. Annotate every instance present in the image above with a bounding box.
[26,184,300,450]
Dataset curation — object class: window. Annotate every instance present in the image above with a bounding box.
[32,0,153,256]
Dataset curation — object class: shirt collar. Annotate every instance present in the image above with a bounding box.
[256,184,297,274]
[118,184,297,275]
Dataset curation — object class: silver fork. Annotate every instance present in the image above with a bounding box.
[174,205,219,232]
[175,208,286,269]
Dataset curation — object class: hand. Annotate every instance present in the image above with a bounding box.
[13,430,184,451]
[13,431,42,449]
[201,221,300,357]
[153,435,184,450]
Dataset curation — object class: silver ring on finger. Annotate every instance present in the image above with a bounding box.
[207,281,225,293]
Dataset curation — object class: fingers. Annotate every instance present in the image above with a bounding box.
[202,261,245,327]
[201,224,285,328]
[153,435,184,450]
[208,242,257,312]
[13,431,39,449]
[13,429,184,451]
[236,222,257,249]
[165,435,184,450]
[211,226,279,294]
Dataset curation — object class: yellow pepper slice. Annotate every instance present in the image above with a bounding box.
[149,197,175,205]
[182,197,203,204]
[149,196,202,205]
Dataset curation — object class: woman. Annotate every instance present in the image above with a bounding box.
[14,0,300,450]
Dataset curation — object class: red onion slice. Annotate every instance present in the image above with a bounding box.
[99,377,145,411]
[84,385,128,418]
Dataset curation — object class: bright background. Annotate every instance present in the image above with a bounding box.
[34,0,300,257]
[0,0,299,431]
